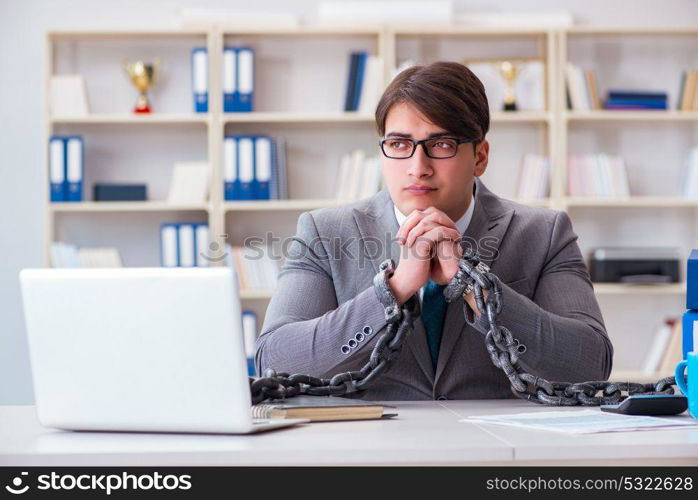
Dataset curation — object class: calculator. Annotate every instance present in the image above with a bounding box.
[600,395,688,416]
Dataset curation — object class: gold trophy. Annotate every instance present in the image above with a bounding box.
[499,60,521,111]
[123,59,160,113]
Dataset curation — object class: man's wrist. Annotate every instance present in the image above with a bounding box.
[388,272,418,306]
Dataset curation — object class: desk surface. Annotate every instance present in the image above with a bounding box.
[1,401,697,466]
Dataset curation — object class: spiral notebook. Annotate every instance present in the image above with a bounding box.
[251,396,397,422]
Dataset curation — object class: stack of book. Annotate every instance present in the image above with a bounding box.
[344,51,383,113]
[604,90,668,110]
[565,63,601,111]
[230,246,280,292]
[515,154,550,200]
[224,135,287,201]
[50,242,122,268]
[567,154,631,198]
[334,150,382,201]
[681,148,698,198]
[678,71,698,110]
[251,396,396,422]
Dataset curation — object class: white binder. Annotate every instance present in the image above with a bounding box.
[160,225,179,267]
[178,224,195,267]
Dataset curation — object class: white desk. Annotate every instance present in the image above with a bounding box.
[1,401,697,466]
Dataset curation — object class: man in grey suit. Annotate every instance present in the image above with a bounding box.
[256,61,613,400]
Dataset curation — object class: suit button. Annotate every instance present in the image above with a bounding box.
[437,396,448,400]
[363,326,373,335]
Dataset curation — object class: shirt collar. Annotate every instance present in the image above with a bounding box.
[393,182,477,235]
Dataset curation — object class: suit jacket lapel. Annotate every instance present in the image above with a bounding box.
[434,178,515,386]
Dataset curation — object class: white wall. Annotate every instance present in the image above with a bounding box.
[1,0,698,404]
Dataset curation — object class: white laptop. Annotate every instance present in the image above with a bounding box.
[19,267,306,434]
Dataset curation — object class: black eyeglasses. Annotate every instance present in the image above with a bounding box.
[379,137,480,159]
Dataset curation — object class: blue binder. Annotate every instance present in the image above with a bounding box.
[222,47,237,113]
[236,47,254,112]
[687,249,698,310]
[344,52,360,111]
[353,51,368,111]
[64,136,83,202]
[49,136,66,202]
[237,136,255,200]
[242,310,258,376]
[223,136,238,200]
[253,135,272,200]
[191,48,208,113]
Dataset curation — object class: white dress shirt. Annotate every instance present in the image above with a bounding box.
[392,185,476,302]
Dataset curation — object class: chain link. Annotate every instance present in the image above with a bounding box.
[445,250,678,406]
[250,251,677,406]
[250,259,420,404]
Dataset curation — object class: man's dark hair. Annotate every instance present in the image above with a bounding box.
[375,61,489,142]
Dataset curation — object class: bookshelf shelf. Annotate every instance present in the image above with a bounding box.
[48,29,208,39]
[566,27,698,36]
[565,197,698,208]
[222,112,374,124]
[592,282,686,295]
[240,290,275,300]
[565,111,698,122]
[391,26,555,37]
[220,26,382,36]
[224,199,341,212]
[491,111,551,123]
[50,114,209,125]
[50,202,211,213]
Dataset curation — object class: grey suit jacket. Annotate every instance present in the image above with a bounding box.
[256,178,613,400]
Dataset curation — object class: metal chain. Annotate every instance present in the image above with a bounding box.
[250,251,677,406]
[249,259,420,404]
[443,250,677,406]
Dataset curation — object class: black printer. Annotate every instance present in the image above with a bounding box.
[589,247,680,283]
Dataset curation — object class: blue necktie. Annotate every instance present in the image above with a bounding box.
[422,280,447,369]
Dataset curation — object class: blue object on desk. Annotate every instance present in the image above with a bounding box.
[687,249,698,310]
[682,309,697,358]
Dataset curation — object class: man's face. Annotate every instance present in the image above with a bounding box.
[381,102,489,222]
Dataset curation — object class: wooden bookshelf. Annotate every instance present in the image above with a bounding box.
[44,26,698,370]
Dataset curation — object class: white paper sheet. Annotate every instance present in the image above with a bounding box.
[461,409,698,434]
